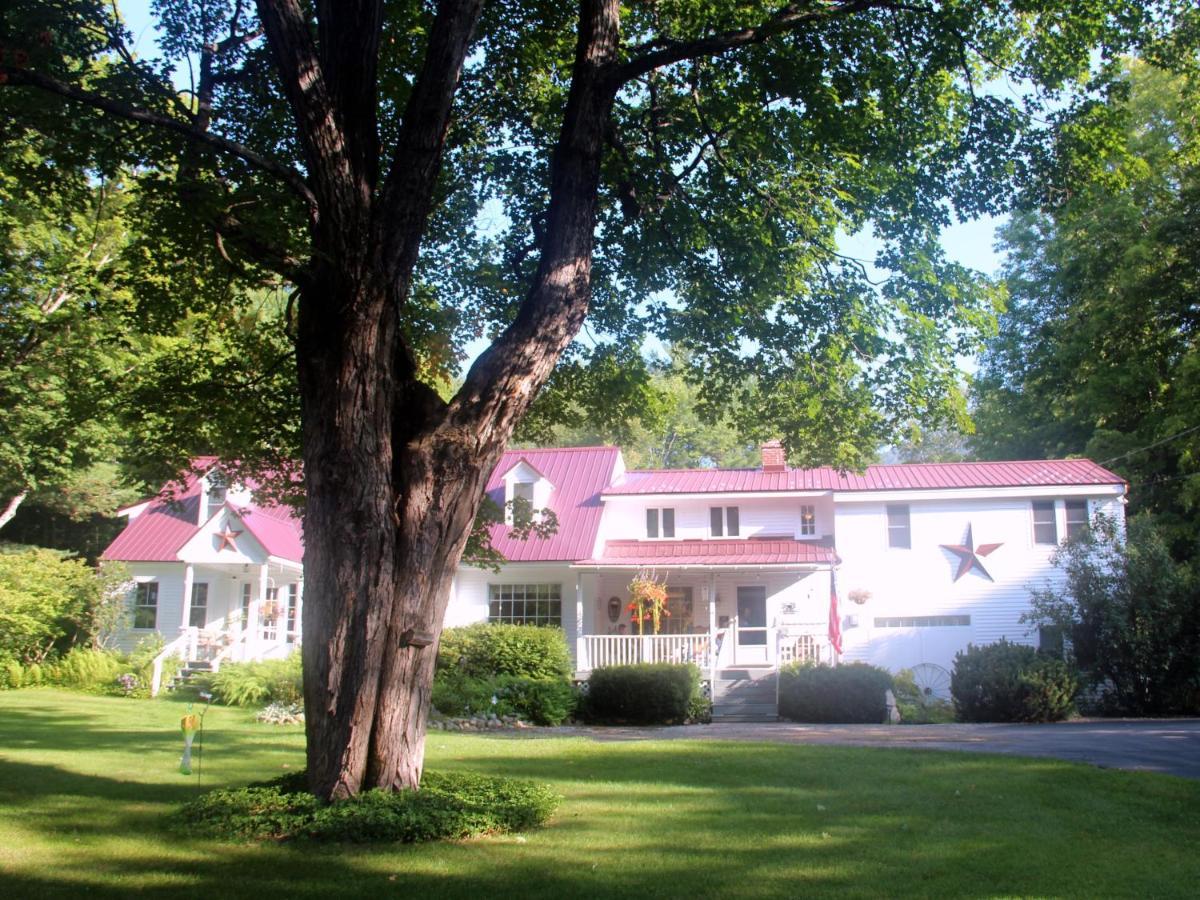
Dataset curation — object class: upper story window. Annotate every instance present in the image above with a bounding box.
[886,504,911,549]
[1032,500,1058,545]
[710,506,740,537]
[646,508,675,539]
[133,582,158,629]
[1065,499,1089,540]
[511,481,535,525]
[799,505,816,537]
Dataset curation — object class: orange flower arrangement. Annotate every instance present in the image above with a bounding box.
[627,572,670,635]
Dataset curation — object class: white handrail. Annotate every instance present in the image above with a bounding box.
[210,629,249,673]
[578,634,712,671]
[150,631,192,697]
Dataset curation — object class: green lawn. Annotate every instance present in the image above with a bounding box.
[1,689,1197,898]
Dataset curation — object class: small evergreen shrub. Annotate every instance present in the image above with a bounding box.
[210,655,303,706]
[778,662,893,723]
[951,640,1077,723]
[581,663,700,724]
[437,623,572,680]
[432,673,576,725]
[181,770,560,843]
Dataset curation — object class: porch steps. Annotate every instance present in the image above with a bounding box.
[168,660,214,693]
[711,668,779,722]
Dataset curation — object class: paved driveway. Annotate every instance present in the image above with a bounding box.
[549,719,1200,779]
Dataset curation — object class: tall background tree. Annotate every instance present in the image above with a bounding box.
[972,61,1200,556]
[2,0,1190,797]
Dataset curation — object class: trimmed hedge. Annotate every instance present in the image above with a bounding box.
[437,623,572,681]
[432,673,577,725]
[778,662,893,723]
[582,663,701,724]
[180,770,560,843]
[951,640,1077,723]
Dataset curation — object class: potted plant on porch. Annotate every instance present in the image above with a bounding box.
[627,571,670,635]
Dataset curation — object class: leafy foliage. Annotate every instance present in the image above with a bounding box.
[951,640,1077,723]
[891,669,956,724]
[432,673,577,726]
[581,663,701,724]
[181,770,560,843]
[436,623,572,681]
[1024,515,1200,715]
[778,662,893,724]
[208,655,303,707]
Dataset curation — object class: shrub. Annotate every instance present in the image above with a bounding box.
[257,702,305,725]
[210,655,303,706]
[432,673,576,725]
[778,662,893,723]
[181,770,560,843]
[48,647,126,691]
[581,663,700,724]
[891,669,956,724]
[0,545,105,664]
[437,623,572,681]
[951,640,1077,723]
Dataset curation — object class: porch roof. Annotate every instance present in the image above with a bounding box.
[577,538,836,568]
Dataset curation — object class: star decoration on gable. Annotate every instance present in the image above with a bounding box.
[940,524,1003,582]
[214,526,243,552]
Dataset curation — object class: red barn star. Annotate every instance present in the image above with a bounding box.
[940,523,1002,582]
[214,526,243,552]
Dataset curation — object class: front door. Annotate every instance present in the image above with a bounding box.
[735,586,768,664]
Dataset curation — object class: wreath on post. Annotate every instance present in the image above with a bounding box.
[627,571,670,635]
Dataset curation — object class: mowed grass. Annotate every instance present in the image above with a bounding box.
[1,690,1198,898]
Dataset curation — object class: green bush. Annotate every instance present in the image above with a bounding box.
[892,669,956,724]
[437,623,572,680]
[48,647,126,691]
[951,640,1077,723]
[778,662,893,723]
[1,658,22,689]
[0,545,106,664]
[181,770,560,843]
[210,655,303,707]
[432,673,576,725]
[581,663,700,724]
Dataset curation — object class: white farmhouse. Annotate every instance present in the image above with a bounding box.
[103,444,1125,698]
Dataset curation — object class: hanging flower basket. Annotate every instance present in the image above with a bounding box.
[627,571,670,635]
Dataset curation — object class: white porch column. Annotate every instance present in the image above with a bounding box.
[574,572,585,674]
[708,572,718,683]
[252,563,268,658]
[181,564,196,659]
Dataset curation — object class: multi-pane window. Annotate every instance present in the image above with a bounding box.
[710,506,740,537]
[886,504,911,549]
[1065,499,1089,541]
[799,505,817,537]
[133,582,158,629]
[188,582,209,628]
[511,481,534,525]
[1032,500,1058,545]
[241,583,252,628]
[661,586,694,634]
[286,583,299,642]
[646,508,675,539]
[488,584,562,626]
[874,615,970,628]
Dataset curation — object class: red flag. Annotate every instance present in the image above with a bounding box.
[828,569,843,656]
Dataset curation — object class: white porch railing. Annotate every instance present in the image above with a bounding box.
[577,634,712,671]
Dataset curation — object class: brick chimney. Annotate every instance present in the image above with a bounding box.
[761,439,786,473]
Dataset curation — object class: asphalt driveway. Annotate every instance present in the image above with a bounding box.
[550,719,1200,779]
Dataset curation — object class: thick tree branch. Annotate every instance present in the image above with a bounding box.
[0,66,318,211]
[615,1,911,83]
[378,0,485,289]
[317,1,384,189]
[255,0,358,213]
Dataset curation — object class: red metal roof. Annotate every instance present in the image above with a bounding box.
[602,458,1125,496]
[483,446,621,561]
[102,462,304,564]
[579,538,836,567]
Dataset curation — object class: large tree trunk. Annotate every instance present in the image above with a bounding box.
[298,0,622,799]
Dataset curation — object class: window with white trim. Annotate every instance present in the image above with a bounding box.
[710,506,740,537]
[646,507,675,539]
[886,504,911,549]
[1065,499,1089,541]
[511,481,534,525]
[488,584,562,626]
[1032,500,1058,545]
[799,505,816,537]
[874,615,970,628]
[188,582,209,628]
[133,582,158,629]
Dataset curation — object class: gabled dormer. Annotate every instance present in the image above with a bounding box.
[500,457,554,525]
[197,467,253,524]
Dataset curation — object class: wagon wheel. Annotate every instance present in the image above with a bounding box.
[910,663,951,703]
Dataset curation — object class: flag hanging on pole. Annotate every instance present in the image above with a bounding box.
[828,568,843,657]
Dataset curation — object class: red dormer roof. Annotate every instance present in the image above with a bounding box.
[602,458,1125,496]
[483,446,622,562]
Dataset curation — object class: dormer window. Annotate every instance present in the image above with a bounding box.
[800,505,816,537]
[501,458,553,526]
[646,508,675,539]
[512,481,535,525]
[710,506,739,537]
[208,484,227,508]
